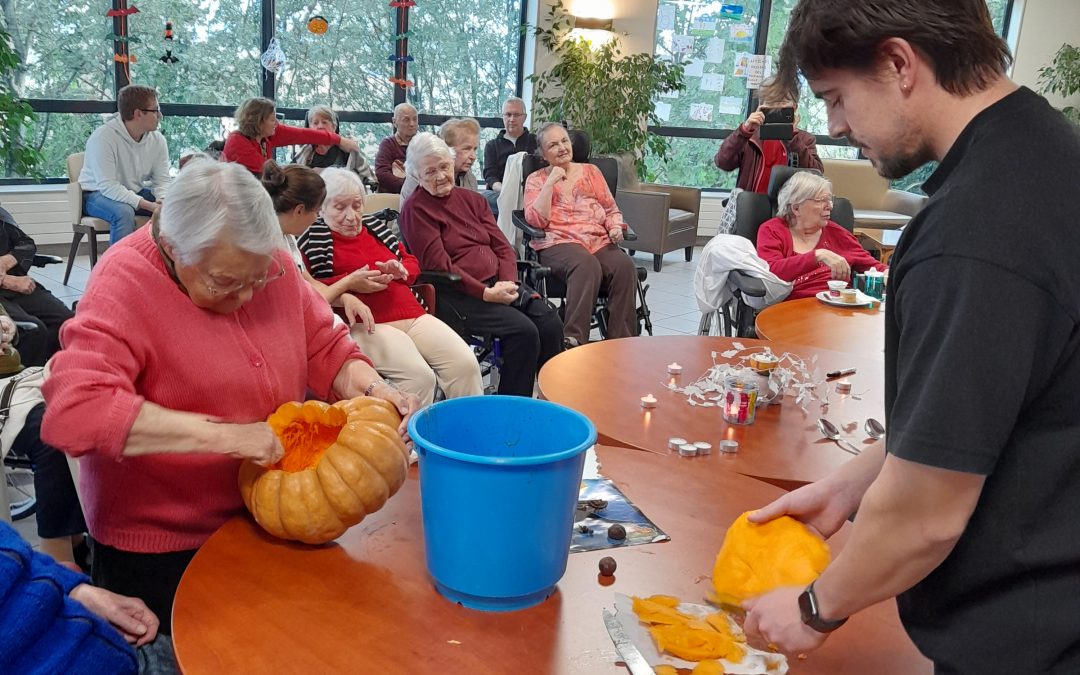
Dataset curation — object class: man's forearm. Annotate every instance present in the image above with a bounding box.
[813,455,984,621]
[0,253,19,274]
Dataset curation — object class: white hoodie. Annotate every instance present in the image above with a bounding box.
[78,114,171,208]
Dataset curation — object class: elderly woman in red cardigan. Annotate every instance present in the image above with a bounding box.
[221,97,360,174]
[756,171,887,300]
[41,159,418,646]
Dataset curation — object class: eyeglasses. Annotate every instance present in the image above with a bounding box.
[807,196,834,207]
[197,259,287,296]
[139,107,162,116]
[503,112,526,119]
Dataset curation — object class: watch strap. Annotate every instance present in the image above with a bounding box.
[799,580,848,633]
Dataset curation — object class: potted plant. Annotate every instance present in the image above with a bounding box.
[0,27,43,178]
[528,1,684,184]
[1037,43,1079,125]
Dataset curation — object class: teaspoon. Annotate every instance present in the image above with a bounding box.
[865,417,886,440]
[816,418,861,455]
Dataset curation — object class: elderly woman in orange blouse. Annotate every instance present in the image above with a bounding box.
[523,123,637,347]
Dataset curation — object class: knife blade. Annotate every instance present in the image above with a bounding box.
[603,608,655,675]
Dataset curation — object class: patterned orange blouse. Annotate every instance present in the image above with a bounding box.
[524,163,627,254]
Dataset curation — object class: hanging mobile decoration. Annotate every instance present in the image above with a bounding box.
[260,37,287,75]
[389,0,416,7]
[106,33,141,43]
[107,4,141,83]
[388,0,414,90]
[160,19,179,64]
[388,77,414,88]
[106,5,141,16]
[307,15,329,34]
[387,55,414,63]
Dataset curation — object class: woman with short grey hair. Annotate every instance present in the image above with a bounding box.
[757,170,886,300]
[400,118,481,201]
[42,159,418,654]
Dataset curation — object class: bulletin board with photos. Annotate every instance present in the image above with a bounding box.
[653,1,771,130]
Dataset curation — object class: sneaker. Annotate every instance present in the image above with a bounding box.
[9,496,36,521]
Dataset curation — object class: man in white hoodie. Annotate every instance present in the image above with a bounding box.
[79,85,171,244]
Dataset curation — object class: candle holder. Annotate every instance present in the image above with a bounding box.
[722,374,758,425]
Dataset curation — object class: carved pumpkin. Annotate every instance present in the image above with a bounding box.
[711,512,831,605]
[238,397,409,544]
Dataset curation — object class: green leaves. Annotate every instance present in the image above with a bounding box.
[0,26,44,178]
[527,0,685,178]
[1037,43,1080,125]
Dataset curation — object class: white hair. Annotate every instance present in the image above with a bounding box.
[777,172,832,221]
[404,132,453,181]
[159,159,280,265]
[393,102,417,118]
[503,96,526,111]
[320,167,365,205]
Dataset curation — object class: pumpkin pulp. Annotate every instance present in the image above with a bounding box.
[268,404,347,472]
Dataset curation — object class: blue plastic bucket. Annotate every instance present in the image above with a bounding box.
[408,396,596,611]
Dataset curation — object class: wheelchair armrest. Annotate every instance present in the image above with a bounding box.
[516,259,551,281]
[729,271,767,298]
[14,321,38,332]
[415,271,462,287]
[623,226,638,242]
[33,254,64,267]
[511,210,545,240]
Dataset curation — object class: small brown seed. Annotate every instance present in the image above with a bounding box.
[608,524,626,541]
[598,556,617,576]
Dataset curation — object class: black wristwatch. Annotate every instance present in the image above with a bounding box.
[798,580,848,633]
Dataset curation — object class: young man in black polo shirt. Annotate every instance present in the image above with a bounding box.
[740,1,1080,672]
[482,97,538,191]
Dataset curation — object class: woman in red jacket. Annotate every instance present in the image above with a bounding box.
[298,168,482,406]
[757,171,886,300]
[221,97,360,174]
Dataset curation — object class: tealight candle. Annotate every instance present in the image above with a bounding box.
[719,440,739,453]
[693,441,712,455]
[667,362,683,375]
[835,379,852,394]
[668,437,687,449]
[678,443,698,457]
[640,394,658,409]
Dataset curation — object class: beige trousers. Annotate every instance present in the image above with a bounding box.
[350,314,483,406]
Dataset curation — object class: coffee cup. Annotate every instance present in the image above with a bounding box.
[827,280,847,297]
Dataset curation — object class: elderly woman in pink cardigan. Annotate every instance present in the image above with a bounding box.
[41,159,418,647]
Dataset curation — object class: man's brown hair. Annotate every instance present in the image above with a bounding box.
[118,85,158,121]
[775,0,1012,101]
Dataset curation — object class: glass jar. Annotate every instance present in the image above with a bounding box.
[722,374,759,425]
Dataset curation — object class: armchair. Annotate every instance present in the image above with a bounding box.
[618,181,702,273]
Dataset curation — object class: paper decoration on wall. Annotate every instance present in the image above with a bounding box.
[671,34,695,54]
[729,23,753,43]
[657,5,676,32]
[717,96,744,115]
[733,52,750,77]
[654,101,672,122]
[690,18,717,36]
[260,37,286,74]
[705,37,725,63]
[159,20,179,64]
[307,15,329,34]
[701,73,725,91]
[659,88,680,99]
[720,4,744,17]
[106,6,140,17]
[746,54,772,89]
[684,58,705,78]
[689,103,714,122]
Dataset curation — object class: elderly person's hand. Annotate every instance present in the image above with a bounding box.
[0,314,16,350]
[392,160,407,179]
[816,249,851,279]
[483,281,519,305]
[1,275,36,295]
[374,259,408,281]
[217,421,285,465]
[342,294,375,333]
[345,266,393,293]
[338,137,360,155]
[608,227,624,244]
[544,166,567,187]
[70,584,160,647]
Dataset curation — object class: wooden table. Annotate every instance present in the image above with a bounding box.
[755,298,884,361]
[537,336,881,490]
[173,444,929,674]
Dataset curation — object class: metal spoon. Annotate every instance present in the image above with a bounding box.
[865,417,886,440]
[816,418,861,455]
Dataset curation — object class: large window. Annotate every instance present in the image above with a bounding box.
[2,1,524,179]
[647,0,1013,191]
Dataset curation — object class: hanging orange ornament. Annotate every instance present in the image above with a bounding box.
[307,15,329,34]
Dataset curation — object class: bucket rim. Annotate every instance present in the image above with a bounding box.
[407,396,597,466]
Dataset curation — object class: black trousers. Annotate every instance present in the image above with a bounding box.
[2,286,74,367]
[435,287,563,397]
[15,402,86,538]
[91,542,198,636]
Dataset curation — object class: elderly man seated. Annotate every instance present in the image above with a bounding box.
[0,207,73,366]
[375,103,419,194]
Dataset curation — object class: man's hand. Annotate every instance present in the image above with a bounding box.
[342,294,375,334]
[747,475,858,540]
[492,181,503,192]
[138,198,160,213]
[70,584,160,647]
[0,253,19,275]
[1,275,36,295]
[743,586,830,656]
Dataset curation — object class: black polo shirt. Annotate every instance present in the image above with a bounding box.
[884,87,1080,672]
[483,128,537,189]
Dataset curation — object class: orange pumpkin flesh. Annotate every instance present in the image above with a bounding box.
[711,512,831,606]
[238,398,409,545]
[632,595,746,664]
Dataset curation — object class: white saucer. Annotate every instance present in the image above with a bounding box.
[816,290,877,308]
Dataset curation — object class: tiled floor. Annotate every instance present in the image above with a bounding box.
[8,248,708,549]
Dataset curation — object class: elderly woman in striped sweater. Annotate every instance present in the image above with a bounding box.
[298,168,482,405]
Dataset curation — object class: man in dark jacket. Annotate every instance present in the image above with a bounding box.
[0,206,74,366]
[714,78,822,192]
[483,97,538,191]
